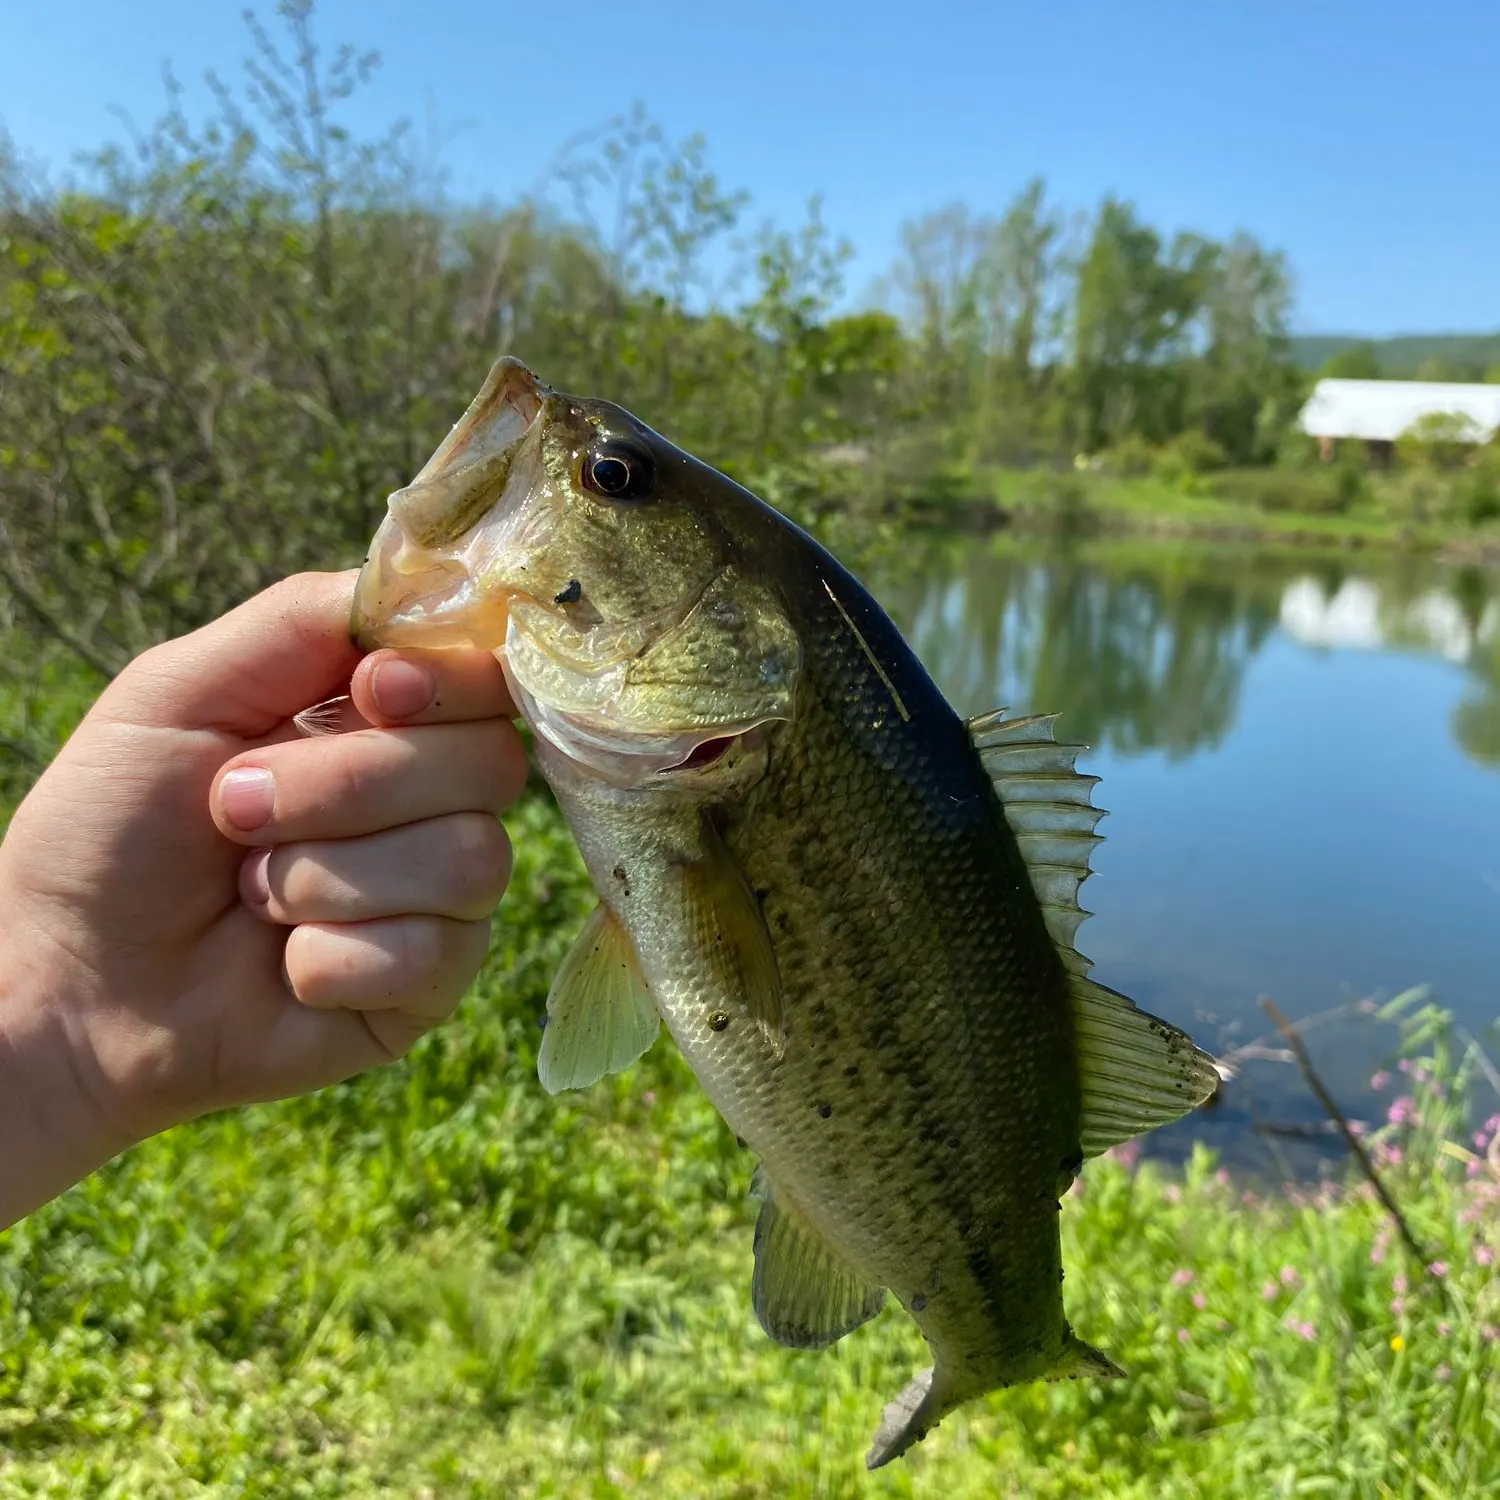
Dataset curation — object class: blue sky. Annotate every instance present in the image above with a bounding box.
[2,0,1496,335]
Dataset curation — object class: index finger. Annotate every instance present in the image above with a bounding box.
[350,648,515,728]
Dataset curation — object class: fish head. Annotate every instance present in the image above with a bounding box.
[353,357,802,787]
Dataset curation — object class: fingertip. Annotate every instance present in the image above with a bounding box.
[351,648,515,727]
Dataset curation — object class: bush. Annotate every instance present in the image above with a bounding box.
[1098,433,1155,477]
[1457,468,1500,526]
[1210,466,1360,515]
[1396,411,1483,471]
[1151,431,1228,491]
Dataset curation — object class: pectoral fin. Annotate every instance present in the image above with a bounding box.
[751,1168,885,1348]
[536,902,659,1095]
[680,823,785,1053]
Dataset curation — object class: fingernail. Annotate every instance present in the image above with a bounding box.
[240,848,272,908]
[371,658,436,719]
[220,767,275,831]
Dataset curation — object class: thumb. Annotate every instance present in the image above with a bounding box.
[103,572,365,737]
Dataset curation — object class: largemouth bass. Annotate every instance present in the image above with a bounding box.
[351,358,1220,1467]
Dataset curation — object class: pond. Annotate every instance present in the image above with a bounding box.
[866,533,1500,1168]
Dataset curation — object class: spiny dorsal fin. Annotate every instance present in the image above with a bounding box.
[750,1167,886,1348]
[968,708,1105,977]
[969,708,1219,1150]
[536,902,659,1094]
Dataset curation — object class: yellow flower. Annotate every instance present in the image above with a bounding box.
[1390,1335,1405,1352]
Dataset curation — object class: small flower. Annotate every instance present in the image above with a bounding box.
[1398,1059,1412,1074]
[1297,1321,1316,1342]
[1214,1168,1230,1187]
[1435,1363,1452,1382]
[1163,1184,1181,1204]
[1192,1292,1206,1310]
[1370,1245,1386,1265]
[1438,1321,1451,1337]
[1475,1130,1492,1150]
[1176,1327,1190,1344]
[1387,1096,1414,1127]
[1279,1265,1301,1288]
[1486,1114,1500,1133]
[1476,1244,1494,1267]
[1106,1139,1141,1170]
[1428,1261,1448,1279]
[1370,1070,1392,1090]
[1171,1268,1195,1288]
[1483,1325,1500,1344]
[641,1090,657,1107]
[1393,1274,1408,1295]
[1262,1279,1279,1302]
[1391,1296,1405,1315]
[1390,1334,1405,1352]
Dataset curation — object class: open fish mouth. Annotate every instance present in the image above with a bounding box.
[350,358,547,651]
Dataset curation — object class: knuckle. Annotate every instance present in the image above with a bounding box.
[443,813,512,908]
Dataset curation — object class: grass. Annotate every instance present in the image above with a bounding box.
[1,784,1498,1496]
[982,466,1500,556]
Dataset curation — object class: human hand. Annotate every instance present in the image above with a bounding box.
[0,571,525,1226]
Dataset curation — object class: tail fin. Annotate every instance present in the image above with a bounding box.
[1052,1333,1126,1382]
[866,1366,949,1470]
[866,1338,1124,1470]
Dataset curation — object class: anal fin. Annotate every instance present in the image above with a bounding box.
[751,1170,885,1349]
[536,902,659,1095]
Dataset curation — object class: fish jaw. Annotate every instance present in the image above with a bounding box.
[350,357,553,651]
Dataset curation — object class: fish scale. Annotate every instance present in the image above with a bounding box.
[351,356,1223,1469]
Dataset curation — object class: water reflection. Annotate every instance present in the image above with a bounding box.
[871,536,1500,773]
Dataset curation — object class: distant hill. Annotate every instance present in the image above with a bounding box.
[1290,332,1500,379]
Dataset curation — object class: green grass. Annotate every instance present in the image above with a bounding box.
[984,466,1500,555]
[1,789,1497,1496]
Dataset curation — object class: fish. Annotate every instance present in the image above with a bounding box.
[350,357,1221,1468]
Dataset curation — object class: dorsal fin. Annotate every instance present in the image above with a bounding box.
[969,708,1105,977]
[969,708,1220,1153]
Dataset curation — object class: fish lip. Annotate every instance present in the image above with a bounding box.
[350,360,548,651]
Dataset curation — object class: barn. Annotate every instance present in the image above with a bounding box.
[1298,378,1500,463]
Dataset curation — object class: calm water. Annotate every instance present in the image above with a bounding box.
[865,535,1500,1166]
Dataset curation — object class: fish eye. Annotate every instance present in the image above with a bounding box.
[582,444,655,502]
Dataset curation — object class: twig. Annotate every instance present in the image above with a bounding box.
[1259,998,1443,1295]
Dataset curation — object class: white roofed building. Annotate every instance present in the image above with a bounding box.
[1298,378,1500,461]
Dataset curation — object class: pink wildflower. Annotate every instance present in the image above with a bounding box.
[1370,1070,1391,1090]
[1106,1139,1141,1170]
[1438,1321,1451,1337]
[1435,1363,1452,1382]
[1387,1096,1414,1127]
[1475,1244,1493,1267]
[1279,1265,1301,1288]
[1163,1184,1181,1204]
[1428,1261,1448,1279]
[1370,1244,1386,1265]
[1391,1296,1405,1315]
[1475,1130,1491,1150]
[1215,1168,1230,1187]
[1486,1114,1500,1134]
[1297,1322,1315,1341]
[1176,1327,1190,1344]
[1398,1059,1412,1074]
[641,1090,657,1107]
[1192,1292,1207,1310]
[1171,1268,1195,1288]
[1261,1279,1278,1302]
[1393,1274,1408,1294]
